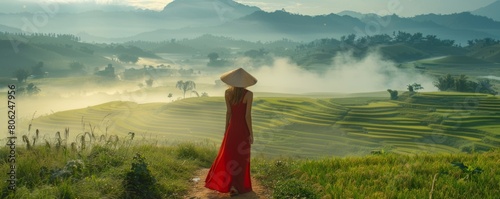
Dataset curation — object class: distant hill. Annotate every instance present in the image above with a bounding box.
[0,24,21,33]
[0,0,499,44]
[161,0,260,23]
[473,0,500,21]
[412,12,500,30]
[128,10,367,42]
[125,9,500,44]
[226,10,366,41]
[337,10,367,19]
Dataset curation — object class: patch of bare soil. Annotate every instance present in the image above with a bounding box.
[184,168,271,199]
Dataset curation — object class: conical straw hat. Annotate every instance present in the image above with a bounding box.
[220,68,257,87]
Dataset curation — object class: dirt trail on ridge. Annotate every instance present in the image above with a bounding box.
[184,168,271,199]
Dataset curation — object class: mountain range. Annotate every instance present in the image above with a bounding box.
[473,0,500,21]
[0,0,499,43]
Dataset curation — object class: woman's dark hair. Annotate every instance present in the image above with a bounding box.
[228,86,245,104]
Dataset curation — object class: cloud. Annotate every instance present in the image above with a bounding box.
[248,52,435,94]
[126,0,173,10]
[29,0,172,10]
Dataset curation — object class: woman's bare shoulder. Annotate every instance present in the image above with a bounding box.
[245,90,253,99]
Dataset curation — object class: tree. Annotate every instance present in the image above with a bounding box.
[407,83,424,93]
[340,34,356,45]
[191,90,199,97]
[26,83,41,95]
[18,83,41,96]
[207,52,230,67]
[455,74,468,92]
[176,80,196,98]
[476,79,498,95]
[434,74,455,91]
[69,61,86,75]
[433,74,497,95]
[14,69,30,83]
[32,61,45,78]
[118,54,139,64]
[95,64,116,78]
[387,89,398,100]
[207,52,219,62]
[394,31,412,43]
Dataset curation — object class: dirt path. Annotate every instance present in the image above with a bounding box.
[184,169,271,199]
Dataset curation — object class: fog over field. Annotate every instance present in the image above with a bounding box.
[249,52,435,94]
[4,51,434,129]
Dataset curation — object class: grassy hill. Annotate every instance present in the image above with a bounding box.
[1,91,499,198]
[0,140,497,198]
[424,55,493,65]
[0,39,112,76]
[379,44,430,62]
[0,33,161,78]
[25,92,500,158]
[468,44,500,63]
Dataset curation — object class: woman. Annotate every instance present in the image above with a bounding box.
[205,68,257,196]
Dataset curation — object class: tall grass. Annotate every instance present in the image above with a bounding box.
[2,128,498,198]
[253,149,500,199]
[0,128,217,199]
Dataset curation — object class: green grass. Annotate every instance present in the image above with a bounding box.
[253,149,500,199]
[1,138,497,198]
[0,138,217,199]
[429,55,492,65]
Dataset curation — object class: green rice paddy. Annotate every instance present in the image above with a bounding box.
[26,92,500,158]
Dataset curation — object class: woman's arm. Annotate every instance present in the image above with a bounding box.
[245,91,254,144]
[225,89,232,131]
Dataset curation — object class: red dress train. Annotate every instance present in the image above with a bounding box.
[205,90,252,194]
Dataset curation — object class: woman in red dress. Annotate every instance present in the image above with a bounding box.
[205,68,257,196]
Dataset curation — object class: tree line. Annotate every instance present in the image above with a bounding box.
[434,74,497,95]
[0,32,81,42]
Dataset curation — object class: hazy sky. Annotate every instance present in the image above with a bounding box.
[236,0,497,16]
[5,0,498,16]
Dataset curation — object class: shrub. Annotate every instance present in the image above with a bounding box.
[86,146,125,174]
[122,153,161,199]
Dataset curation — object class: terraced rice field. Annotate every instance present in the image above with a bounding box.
[26,92,500,158]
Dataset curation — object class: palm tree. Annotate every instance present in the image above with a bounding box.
[191,91,199,97]
[176,80,196,98]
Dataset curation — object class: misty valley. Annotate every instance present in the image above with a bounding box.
[1,0,500,198]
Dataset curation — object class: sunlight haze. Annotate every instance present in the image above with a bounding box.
[6,0,497,16]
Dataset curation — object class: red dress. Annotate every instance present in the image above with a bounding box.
[205,90,252,194]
